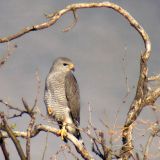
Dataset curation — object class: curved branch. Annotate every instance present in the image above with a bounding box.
[0,2,152,159]
[1,124,93,160]
[0,2,151,53]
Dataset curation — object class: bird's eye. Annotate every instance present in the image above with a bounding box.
[63,63,68,66]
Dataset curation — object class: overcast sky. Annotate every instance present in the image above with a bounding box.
[0,0,160,159]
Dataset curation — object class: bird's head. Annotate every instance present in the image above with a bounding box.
[50,57,75,73]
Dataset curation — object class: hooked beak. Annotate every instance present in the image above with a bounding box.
[68,63,75,71]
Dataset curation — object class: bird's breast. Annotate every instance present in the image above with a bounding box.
[46,72,69,121]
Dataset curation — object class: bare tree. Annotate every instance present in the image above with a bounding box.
[0,2,160,160]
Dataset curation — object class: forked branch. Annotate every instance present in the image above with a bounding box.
[0,112,26,160]
[0,2,150,47]
[1,124,93,160]
[1,1,159,160]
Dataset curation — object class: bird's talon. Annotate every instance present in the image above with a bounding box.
[58,128,67,140]
[48,107,54,115]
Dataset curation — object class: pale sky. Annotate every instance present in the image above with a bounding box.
[0,0,160,159]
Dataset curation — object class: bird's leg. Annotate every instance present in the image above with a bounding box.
[58,122,67,140]
[47,106,54,115]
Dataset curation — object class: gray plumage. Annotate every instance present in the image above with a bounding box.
[44,57,81,140]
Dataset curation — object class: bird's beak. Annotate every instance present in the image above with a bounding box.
[69,64,75,71]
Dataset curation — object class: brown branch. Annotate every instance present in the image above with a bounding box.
[121,56,151,159]
[41,132,49,160]
[8,111,28,119]
[0,99,24,113]
[23,75,40,160]
[0,2,150,45]
[143,134,154,160]
[22,98,30,113]
[0,98,36,119]
[62,8,78,32]
[31,69,41,112]
[1,124,93,160]
[87,104,105,159]
[26,114,36,160]
[99,131,112,160]
[117,1,151,159]
[147,74,160,81]
[0,2,157,159]
[92,141,104,159]
[144,88,160,105]
[0,112,26,160]
[143,122,160,160]
[0,131,10,160]
[122,51,130,103]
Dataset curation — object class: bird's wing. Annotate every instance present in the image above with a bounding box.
[65,72,80,126]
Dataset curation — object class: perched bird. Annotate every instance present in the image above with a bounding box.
[44,57,82,142]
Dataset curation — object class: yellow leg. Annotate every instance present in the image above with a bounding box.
[58,125,67,140]
[48,107,54,115]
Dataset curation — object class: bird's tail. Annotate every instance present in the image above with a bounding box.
[63,130,84,145]
[74,129,84,146]
[65,125,84,145]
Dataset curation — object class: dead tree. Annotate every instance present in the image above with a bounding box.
[0,2,160,160]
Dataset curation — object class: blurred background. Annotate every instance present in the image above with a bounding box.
[0,0,160,159]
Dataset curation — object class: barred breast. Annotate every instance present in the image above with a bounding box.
[44,71,69,122]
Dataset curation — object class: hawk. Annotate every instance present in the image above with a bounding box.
[44,57,81,142]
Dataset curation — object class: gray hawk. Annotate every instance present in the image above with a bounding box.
[44,57,81,142]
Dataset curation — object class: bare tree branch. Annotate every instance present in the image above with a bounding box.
[1,1,160,160]
[0,99,24,113]
[0,42,17,67]
[1,124,93,160]
[0,112,26,160]
[92,139,104,159]
[143,122,160,160]
[62,8,78,32]
[26,114,36,160]
[99,131,112,160]
[0,2,150,45]
[41,132,49,160]
[147,74,160,81]
[0,131,10,160]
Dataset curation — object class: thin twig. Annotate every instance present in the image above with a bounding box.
[0,42,17,67]
[143,135,154,160]
[31,69,41,112]
[122,48,130,103]
[22,98,30,113]
[92,138,104,159]
[26,114,36,160]
[143,122,160,160]
[62,8,78,32]
[0,99,24,113]
[53,144,67,160]
[66,145,80,160]
[42,132,49,160]
[7,111,28,119]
